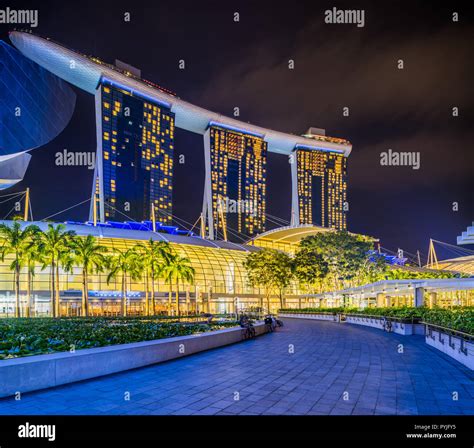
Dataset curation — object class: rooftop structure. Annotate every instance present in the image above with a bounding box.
[7,31,352,238]
[9,31,351,157]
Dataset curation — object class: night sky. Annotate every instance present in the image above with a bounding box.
[0,0,472,262]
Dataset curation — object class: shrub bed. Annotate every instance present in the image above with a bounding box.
[421,308,473,334]
[347,307,424,320]
[0,317,237,359]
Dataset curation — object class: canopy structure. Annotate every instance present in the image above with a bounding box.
[433,255,474,276]
[248,225,333,254]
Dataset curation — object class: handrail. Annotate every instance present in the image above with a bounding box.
[421,322,474,341]
[345,313,421,323]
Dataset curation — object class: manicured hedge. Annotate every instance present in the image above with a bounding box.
[421,308,473,334]
[0,317,237,359]
[347,307,425,320]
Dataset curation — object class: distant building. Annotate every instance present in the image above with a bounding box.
[91,80,175,223]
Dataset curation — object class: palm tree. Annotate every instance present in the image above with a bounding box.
[106,248,141,316]
[163,254,195,316]
[0,222,40,317]
[36,224,76,317]
[71,235,108,317]
[135,239,173,315]
[23,241,41,317]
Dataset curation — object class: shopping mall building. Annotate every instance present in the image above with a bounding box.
[0,221,338,316]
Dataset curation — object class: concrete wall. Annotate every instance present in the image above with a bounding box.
[279,313,339,322]
[425,329,473,370]
[280,313,422,335]
[0,323,268,398]
[345,315,424,336]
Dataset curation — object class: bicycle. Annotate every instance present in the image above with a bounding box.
[242,324,256,339]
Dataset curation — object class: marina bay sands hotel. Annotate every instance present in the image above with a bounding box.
[9,31,352,240]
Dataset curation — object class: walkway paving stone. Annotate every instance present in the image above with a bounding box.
[0,318,473,415]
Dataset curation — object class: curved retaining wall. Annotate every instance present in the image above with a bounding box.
[0,323,268,398]
[279,313,423,335]
[279,313,339,322]
[425,327,474,370]
[345,315,424,336]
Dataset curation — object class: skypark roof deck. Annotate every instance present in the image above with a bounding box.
[9,30,352,157]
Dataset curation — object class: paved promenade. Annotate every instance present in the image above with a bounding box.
[0,318,472,415]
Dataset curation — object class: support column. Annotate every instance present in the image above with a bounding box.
[89,87,105,223]
[414,287,425,307]
[428,291,437,308]
[202,129,214,239]
[290,151,300,227]
[376,293,385,308]
[385,295,391,307]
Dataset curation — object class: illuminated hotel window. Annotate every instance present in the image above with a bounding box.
[96,81,175,224]
[207,125,267,239]
[295,148,347,230]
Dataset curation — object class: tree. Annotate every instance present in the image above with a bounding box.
[244,248,293,311]
[0,222,40,317]
[36,224,76,317]
[106,248,141,316]
[300,231,375,290]
[293,246,329,293]
[135,239,173,315]
[23,240,41,317]
[163,254,195,316]
[71,235,108,317]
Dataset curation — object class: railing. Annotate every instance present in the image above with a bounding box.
[345,313,421,323]
[422,322,473,355]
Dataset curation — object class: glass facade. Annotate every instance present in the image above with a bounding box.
[98,80,175,223]
[0,235,300,316]
[208,125,267,239]
[296,148,347,230]
[0,41,76,157]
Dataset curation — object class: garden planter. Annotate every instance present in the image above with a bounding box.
[0,323,268,398]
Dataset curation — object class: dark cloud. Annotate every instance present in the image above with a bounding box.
[195,23,472,134]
